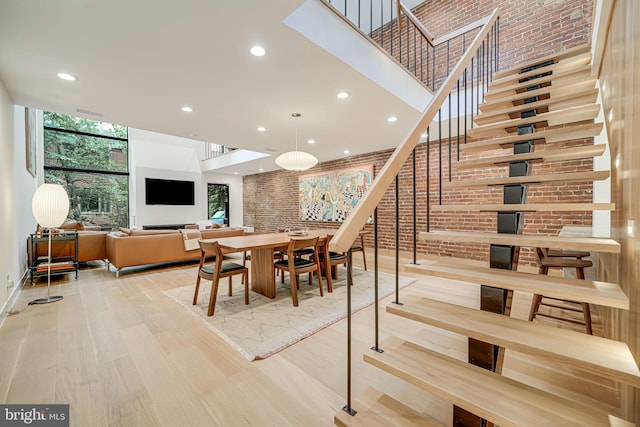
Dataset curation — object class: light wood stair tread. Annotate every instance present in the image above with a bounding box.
[484,68,592,102]
[418,231,620,253]
[492,45,591,80]
[443,170,609,188]
[467,104,600,138]
[388,295,639,386]
[365,336,633,426]
[430,202,615,212]
[405,262,627,309]
[334,391,445,427]
[455,144,605,169]
[480,77,597,112]
[489,52,592,89]
[474,89,598,126]
[462,122,603,153]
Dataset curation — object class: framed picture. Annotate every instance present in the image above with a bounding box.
[25,107,37,177]
[299,165,374,222]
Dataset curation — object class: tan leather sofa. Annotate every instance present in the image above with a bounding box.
[106,228,244,277]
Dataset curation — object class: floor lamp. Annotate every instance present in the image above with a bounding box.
[29,183,70,305]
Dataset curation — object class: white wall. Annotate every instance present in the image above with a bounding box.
[129,129,243,228]
[0,81,38,315]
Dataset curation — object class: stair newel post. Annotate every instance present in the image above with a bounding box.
[426,129,430,232]
[342,248,357,417]
[392,174,403,305]
[438,108,443,204]
[448,40,452,181]
[412,148,417,265]
[371,207,383,354]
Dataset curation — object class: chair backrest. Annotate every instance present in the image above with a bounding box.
[198,239,222,267]
[287,236,319,254]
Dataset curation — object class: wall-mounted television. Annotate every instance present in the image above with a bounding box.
[145,178,195,205]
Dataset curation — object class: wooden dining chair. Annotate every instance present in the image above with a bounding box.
[193,240,249,316]
[529,247,593,334]
[313,233,348,293]
[274,237,323,307]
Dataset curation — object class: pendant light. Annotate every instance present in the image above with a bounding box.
[275,113,318,171]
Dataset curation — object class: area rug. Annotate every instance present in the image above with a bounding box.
[163,268,416,361]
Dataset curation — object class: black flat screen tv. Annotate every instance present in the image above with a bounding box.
[145,178,195,205]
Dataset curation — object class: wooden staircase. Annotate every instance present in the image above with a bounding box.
[335,46,637,426]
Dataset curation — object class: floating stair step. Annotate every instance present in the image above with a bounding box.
[484,68,591,102]
[365,336,633,427]
[388,295,639,386]
[467,104,600,138]
[480,77,597,113]
[474,89,598,125]
[404,262,627,309]
[455,144,605,169]
[492,45,591,80]
[489,52,592,91]
[443,170,609,189]
[462,122,603,153]
[430,202,615,212]
[418,231,620,253]
[334,390,445,427]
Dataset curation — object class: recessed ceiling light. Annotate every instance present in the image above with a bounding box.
[387,116,398,123]
[421,133,428,138]
[307,139,315,144]
[234,172,239,175]
[250,46,266,57]
[181,106,193,112]
[337,91,350,99]
[257,126,266,132]
[259,168,264,172]
[344,150,350,155]
[57,73,77,81]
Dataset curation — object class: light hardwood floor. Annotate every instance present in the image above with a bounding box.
[0,250,619,426]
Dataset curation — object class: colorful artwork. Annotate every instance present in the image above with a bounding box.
[299,165,373,222]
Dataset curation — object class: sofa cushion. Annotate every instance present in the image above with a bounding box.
[130,229,180,236]
[59,220,84,230]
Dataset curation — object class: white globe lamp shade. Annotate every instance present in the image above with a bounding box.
[275,151,318,171]
[32,184,70,228]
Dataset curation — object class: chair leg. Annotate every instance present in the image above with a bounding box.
[529,294,543,321]
[316,265,323,297]
[325,261,333,293]
[361,248,367,271]
[228,276,233,296]
[582,302,593,335]
[193,276,201,305]
[290,273,299,307]
[207,278,221,316]
[244,272,249,305]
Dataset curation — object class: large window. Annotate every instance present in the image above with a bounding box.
[43,112,129,229]
[207,184,229,226]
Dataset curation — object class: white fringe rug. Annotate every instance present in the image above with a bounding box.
[163,268,415,361]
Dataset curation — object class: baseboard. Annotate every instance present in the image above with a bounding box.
[0,270,28,330]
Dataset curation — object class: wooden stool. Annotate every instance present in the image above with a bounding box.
[529,248,593,334]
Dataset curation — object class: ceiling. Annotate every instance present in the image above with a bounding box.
[0,0,427,175]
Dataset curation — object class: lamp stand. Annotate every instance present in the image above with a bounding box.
[29,228,63,305]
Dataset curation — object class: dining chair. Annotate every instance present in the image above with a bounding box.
[193,239,249,316]
[312,234,349,293]
[274,236,323,307]
[528,247,593,334]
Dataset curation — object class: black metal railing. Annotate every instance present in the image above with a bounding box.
[321,2,501,416]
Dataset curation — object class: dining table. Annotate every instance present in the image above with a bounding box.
[210,228,338,299]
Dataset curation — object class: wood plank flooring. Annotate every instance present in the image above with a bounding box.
[0,250,622,426]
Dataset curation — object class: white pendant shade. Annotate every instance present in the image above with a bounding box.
[275,112,318,172]
[32,183,70,228]
[275,151,318,171]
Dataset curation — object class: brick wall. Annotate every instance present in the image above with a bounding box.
[243,0,596,267]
